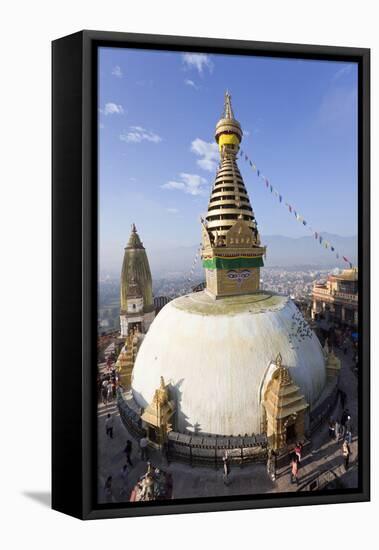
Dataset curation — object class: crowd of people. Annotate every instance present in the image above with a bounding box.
[329,407,354,470]
[98,355,120,405]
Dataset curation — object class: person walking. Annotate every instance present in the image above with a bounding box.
[328,419,335,439]
[294,442,303,463]
[290,456,299,485]
[345,416,353,444]
[334,420,340,441]
[101,379,108,405]
[342,440,351,470]
[124,439,133,466]
[105,413,114,439]
[140,435,148,461]
[340,409,349,440]
[107,380,113,403]
[223,451,230,486]
[267,449,277,481]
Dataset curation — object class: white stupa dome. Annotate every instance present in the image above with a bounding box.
[131,291,326,436]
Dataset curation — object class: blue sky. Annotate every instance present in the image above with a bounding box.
[98,47,358,273]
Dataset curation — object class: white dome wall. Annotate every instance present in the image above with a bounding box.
[131,295,326,436]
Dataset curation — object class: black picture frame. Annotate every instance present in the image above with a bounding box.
[52,30,370,520]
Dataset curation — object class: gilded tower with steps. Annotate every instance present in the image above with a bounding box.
[201,92,266,298]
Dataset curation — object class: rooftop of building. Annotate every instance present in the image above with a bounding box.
[329,268,358,281]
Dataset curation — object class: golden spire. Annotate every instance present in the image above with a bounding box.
[224,90,234,119]
[215,91,243,149]
[201,93,266,298]
[205,93,254,239]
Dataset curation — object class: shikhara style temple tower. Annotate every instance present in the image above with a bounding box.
[202,92,266,298]
[120,224,155,337]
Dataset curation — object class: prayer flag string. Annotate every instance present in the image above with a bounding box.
[239,149,354,268]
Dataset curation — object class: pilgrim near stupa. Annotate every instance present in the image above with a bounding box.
[129,93,330,450]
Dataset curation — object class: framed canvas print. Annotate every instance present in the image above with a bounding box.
[52,30,370,519]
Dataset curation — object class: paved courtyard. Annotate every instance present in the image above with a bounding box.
[97,345,358,504]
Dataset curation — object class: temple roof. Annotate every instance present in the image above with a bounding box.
[120,224,154,313]
[126,223,144,249]
[330,268,358,281]
[263,354,309,420]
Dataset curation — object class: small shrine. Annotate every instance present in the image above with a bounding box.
[263,353,309,450]
[115,327,141,389]
[141,377,175,446]
[130,462,173,502]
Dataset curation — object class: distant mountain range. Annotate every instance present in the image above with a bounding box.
[148,233,358,278]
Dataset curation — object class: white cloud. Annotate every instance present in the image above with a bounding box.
[332,64,353,82]
[112,65,123,78]
[317,87,357,128]
[184,79,199,90]
[182,53,213,74]
[120,126,162,144]
[190,138,219,172]
[166,207,179,214]
[100,102,124,115]
[162,173,208,196]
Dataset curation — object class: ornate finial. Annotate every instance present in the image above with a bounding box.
[127,223,144,249]
[160,376,165,389]
[275,353,283,368]
[224,90,234,119]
